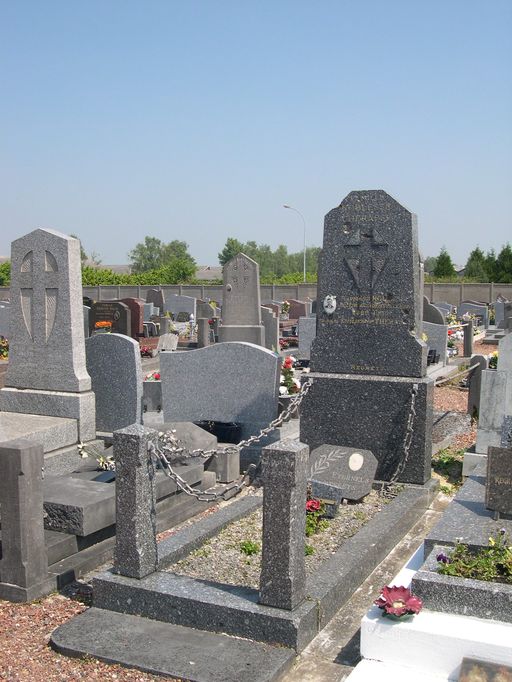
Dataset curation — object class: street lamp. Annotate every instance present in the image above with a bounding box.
[283,204,306,283]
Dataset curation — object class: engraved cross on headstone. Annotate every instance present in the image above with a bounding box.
[19,249,59,343]
[343,223,389,296]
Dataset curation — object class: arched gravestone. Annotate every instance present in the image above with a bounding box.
[423,296,445,325]
[0,229,95,441]
[86,333,142,433]
[219,253,264,346]
[301,191,433,485]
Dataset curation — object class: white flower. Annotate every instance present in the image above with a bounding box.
[279,385,288,395]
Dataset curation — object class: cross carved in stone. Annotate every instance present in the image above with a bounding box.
[19,249,59,342]
[342,223,389,295]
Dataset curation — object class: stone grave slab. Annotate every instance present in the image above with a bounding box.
[0,412,77,453]
[86,333,142,433]
[309,444,378,502]
[485,446,512,517]
[43,461,206,536]
[120,297,145,338]
[50,607,296,682]
[297,316,316,361]
[423,321,448,366]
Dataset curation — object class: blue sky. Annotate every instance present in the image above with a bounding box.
[1,0,511,267]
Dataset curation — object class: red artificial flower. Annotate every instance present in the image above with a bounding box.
[306,498,321,512]
[154,372,160,380]
[374,585,422,617]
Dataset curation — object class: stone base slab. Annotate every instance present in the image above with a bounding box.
[0,387,96,441]
[51,607,295,682]
[93,480,438,652]
[0,575,56,603]
[300,372,434,484]
[0,412,78,453]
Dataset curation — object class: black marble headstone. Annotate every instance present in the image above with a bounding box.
[485,446,512,516]
[90,301,131,336]
[311,190,426,378]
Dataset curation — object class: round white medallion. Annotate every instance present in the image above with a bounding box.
[348,452,364,471]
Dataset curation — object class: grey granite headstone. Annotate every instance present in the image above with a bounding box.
[196,301,213,319]
[0,439,55,601]
[86,333,143,433]
[261,305,278,351]
[423,321,448,366]
[458,302,489,328]
[301,191,433,485]
[90,300,131,336]
[494,300,506,327]
[433,301,453,318]
[309,444,378,502]
[219,253,264,346]
[113,424,158,578]
[310,190,426,378]
[146,288,165,314]
[196,318,210,348]
[463,319,473,357]
[259,439,308,610]
[160,342,280,440]
[0,229,95,442]
[485,446,512,517]
[475,334,512,453]
[83,305,90,339]
[164,294,196,319]
[423,296,445,325]
[297,316,316,361]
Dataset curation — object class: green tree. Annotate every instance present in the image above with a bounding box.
[218,238,244,266]
[495,243,512,283]
[128,236,195,273]
[464,247,488,281]
[484,250,498,282]
[423,256,437,274]
[0,260,11,286]
[433,247,456,279]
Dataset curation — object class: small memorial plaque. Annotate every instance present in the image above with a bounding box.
[309,444,378,502]
[485,446,512,517]
[458,656,512,681]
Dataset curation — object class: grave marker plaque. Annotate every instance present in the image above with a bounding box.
[90,300,131,336]
[485,446,512,517]
[309,444,378,502]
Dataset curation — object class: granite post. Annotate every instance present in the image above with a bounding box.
[219,253,265,346]
[113,425,158,578]
[463,320,473,357]
[301,191,433,484]
[259,439,308,610]
[0,439,55,601]
[197,318,210,348]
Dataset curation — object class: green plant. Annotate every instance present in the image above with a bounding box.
[437,530,512,584]
[489,351,498,369]
[305,544,315,556]
[240,540,260,556]
[0,336,8,359]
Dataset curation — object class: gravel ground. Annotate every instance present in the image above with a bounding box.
[168,489,392,589]
[0,382,476,680]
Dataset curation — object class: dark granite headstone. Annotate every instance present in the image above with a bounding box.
[485,446,512,516]
[287,299,307,320]
[310,190,426,378]
[501,416,512,448]
[309,444,378,502]
[120,297,145,338]
[90,300,131,336]
[146,288,165,314]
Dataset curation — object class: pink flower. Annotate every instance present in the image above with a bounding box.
[374,585,422,617]
[306,499,321,512]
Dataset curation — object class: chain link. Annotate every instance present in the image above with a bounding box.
[389,383,418,484]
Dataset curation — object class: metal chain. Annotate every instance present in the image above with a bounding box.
[389,383,418,484]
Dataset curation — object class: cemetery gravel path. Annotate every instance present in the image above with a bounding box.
[0,383,472,681]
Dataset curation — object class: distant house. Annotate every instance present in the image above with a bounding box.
[89,263,133,275]
[195,265,223,281]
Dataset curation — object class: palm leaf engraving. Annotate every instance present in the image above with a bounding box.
[310,449,347,477]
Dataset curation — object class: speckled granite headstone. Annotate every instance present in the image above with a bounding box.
[309,444,378,502]
[219,253,264,346]
[485,446,512,517]
[423,296,445,325]
[4,229,91,391]
[310,190,426,378]
[146,288,165,314]
[86,333,142,432]
[501,416,512,448]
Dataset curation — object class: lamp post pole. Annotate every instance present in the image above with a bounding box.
[283,204,306,283]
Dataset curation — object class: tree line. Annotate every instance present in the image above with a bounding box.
[0,236,510,286]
